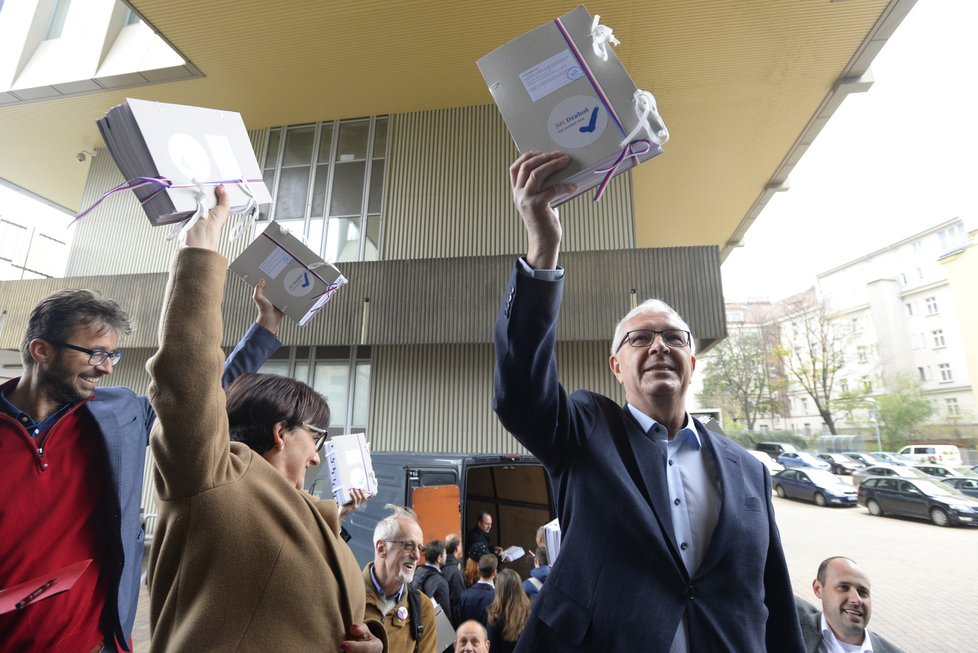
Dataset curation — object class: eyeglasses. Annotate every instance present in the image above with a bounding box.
[386,540,425,554]
[614,329,691,353]
[56,342,123,366]
[300,422,330,452]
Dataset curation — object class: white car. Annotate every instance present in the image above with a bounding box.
[748,449,784,475]
[852,464,930,485]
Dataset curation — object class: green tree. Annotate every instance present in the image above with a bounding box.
[875,372,934,449]
[699,327,780,431]
[772,297,855,435]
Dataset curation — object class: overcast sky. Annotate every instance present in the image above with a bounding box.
[721,0,978,301]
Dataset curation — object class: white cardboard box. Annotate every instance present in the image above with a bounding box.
[228,221,346,326]
[477,5,665,205]
[98,98,272,225]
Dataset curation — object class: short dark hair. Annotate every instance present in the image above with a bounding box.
[225,373,330,454]
[816,556,857,585]
[535,546,549,566]
[478,553,498,579]
[424,540,446,563]
[22,289,132,367]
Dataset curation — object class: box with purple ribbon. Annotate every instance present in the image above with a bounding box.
[229,220,347,326]
[477,5,669,205]
[96,98,271,226]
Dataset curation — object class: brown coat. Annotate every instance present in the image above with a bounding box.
[363,564,437,653]
[147,248,386,652]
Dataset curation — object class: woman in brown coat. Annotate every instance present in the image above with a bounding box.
[147,186,385,652]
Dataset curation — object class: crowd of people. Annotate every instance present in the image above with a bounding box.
[0,156,907,652]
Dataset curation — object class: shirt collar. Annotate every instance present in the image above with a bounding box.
[369,564,404,602]
[819,613,874,653]
[626,404,700,449]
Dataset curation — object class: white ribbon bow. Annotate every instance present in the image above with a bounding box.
[590,15,620,62]
[620,90,670,149]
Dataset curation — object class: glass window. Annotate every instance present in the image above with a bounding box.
[352,361,371,427]
[337,121,370,161]
[946,398,960,416]
[939,364,953,382]
[926,297,939,314]
[45,0,71,39]
[260,117,387,262]
[313,361,351,426]
[932,330,945,348]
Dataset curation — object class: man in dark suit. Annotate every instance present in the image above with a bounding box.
[458,554,497,628]
[796,557,907,653]
[492,151,805,652]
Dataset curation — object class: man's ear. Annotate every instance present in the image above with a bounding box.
[27,339,56,365]
[608,354,623,383]
[812,578,823,599]
[375,539,387,559]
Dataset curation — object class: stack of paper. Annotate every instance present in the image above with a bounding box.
[544,518,562,563]
[477,5,666,205]
[229,220,347,326]
[322,433,378,506]
[97,98,271,225]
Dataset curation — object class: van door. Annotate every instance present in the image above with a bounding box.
[412,485,461,557]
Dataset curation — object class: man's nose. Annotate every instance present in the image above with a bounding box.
[95,359,114,374]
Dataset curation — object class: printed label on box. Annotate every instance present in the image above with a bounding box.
[548,95,607,149]
[258,247,292,279]
[168,133,213,181]
[284,267,315,297]
[519,49,583,102]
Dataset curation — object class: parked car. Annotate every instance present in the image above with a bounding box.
[843,452,885,467]
[852,464,930,485]
[773,469,858,507]
[778,452,832,471]
[898,444,963,466]
[913,464,978,480]
[941,478,978,499]
[872,451,915,466]
[857,476,978,527]
[816,453,864,475]
[747,449,784,475]
[755,441,798,461]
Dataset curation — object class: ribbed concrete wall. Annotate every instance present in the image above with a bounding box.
[368,340,626,454]
[384,105,634,260]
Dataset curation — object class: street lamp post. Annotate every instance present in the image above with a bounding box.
[866,397,883,452]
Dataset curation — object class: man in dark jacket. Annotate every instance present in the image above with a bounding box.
[443,534,466,626]
[458,554,497,627]
[412,540,452,621]
[796,557,907,653]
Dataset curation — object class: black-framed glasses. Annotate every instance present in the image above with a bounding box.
[300,422,330,452]
[385,540,425,554]
[56,342,123,366]
[614,329,691,353]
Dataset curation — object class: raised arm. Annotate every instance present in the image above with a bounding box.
[221,279,283,387]
[149,187,238,498]
[509,151,575,270]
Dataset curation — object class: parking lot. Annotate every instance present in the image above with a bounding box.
[131,491,976,652]
[775,492,978,652]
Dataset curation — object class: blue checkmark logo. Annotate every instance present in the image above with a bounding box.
[579,107,599,133]
[301,272,310,288]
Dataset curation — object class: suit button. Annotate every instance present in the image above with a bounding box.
[680,542,688,551]
[674,498,681,506]
[686,585,696,600]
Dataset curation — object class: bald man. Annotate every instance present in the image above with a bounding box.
[455,620,490,653]
[795,556,907,653]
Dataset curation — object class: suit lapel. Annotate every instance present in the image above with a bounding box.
[693,425,738,578]
[616,407,684,573]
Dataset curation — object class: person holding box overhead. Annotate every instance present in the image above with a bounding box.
[146,186,385,652]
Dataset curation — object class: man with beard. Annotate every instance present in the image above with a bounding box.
[364,504,437,653]
[0,265,282,651]
[796,557,907,653]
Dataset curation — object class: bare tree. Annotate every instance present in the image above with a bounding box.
[699,327,782,432]
[773,297,855,435]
